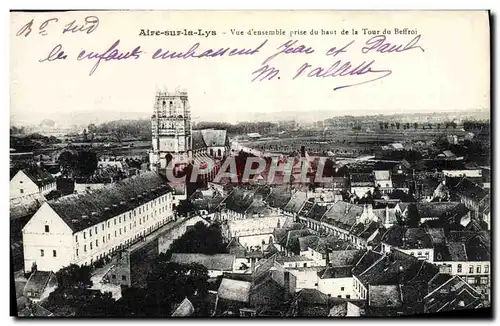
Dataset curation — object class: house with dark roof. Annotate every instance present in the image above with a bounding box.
[352,250,439,303]
[286,288,331,317]
[374,170,393,193]
[18,303,54,317]
[349,173,375,197]
[424,275,482,313]
[23,270,57,302]
[192,129,230,159]
[317,265,355,299]
[380,226,434,262]
[22,172,175,273]
[10,166,56,200]
[282,190,308,216]
[405,202,470,226]
[318,202,382,250]
[453,177,489,219]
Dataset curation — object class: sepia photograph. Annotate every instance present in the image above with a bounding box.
[9,10,491,318]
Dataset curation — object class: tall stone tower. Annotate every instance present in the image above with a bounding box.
[149,88,192,171]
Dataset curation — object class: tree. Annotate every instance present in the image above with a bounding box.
[58,150,78,175]
[166,222,226,257]
[414,122,418,129]
[395,211,405,227]
[379,122,384,130]
[145,261,209,315]
[56,264,93,289]
[406,204,420,228]
[76,150,98,178]
[396,122,400,130]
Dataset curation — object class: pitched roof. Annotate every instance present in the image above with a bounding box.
[318,266,353,279]
[18,304,54,317]
[427,228,446,244]
[434,242,468,262]
[424,275,481,313]
[464,234,490,261]
[170,253,235,271]
[454,178,489,202]
[171,297,195,317]
[223,188,256,214]
[191,130,206,150]
[47,172,171,232]
[282,228,311,250]
[217,278,251,302]
[10,193,46,220]
[23,271,53,296]
[352,250,384,276]
[322,201,364,231]
[356,251,438,287]
[413,202,467,219]
[329,249,365,267]
[307,203,331,221]
[294,288,329,305]
[381,226,433,249]
[266,185,293,209]
[283,190,308,213]
[192,129,229,150]
[20,167,55,188]
[298,235,318,252]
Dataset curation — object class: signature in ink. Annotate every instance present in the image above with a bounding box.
[293,59,393,90]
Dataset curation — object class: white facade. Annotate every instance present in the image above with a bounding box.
[381,242,434,263]
[22,192,175,273]
[318,277,354,299]
[10,170,56,199]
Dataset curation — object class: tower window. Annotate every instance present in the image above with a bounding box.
[44,225,50,233]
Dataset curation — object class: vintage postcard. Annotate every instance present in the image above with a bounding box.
[10,10,491,317]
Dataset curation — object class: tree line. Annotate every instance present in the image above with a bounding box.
[378,121,459,130]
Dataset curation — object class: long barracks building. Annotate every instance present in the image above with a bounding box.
[22,172,176,273]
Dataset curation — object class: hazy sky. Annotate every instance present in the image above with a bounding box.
[10,11,490,125]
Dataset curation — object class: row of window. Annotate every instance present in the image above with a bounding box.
[76,217,171,257]
[40,249,56,257]
[454,264,489,274]
[74,198,170,242]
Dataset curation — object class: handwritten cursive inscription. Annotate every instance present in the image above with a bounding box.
[362,35,425,54]
[262,40,314,65]
[39,44,68,62]
[16,16,100,37]
[293,60,392,90]
[31,16,426,91]
[63,16,99,34]
[77,39,142,76]
[152,40,268,59]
